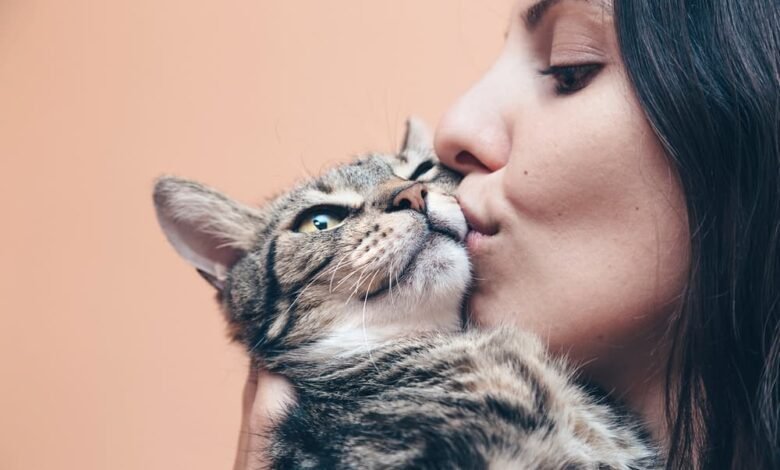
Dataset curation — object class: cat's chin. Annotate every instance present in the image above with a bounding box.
[289,235,470,359]
[361,193,470,303]
[330,235,471,346]
[397,233,470,303]
[360,233,468,297]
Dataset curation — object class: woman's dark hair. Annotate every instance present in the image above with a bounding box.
[613,0,779,468]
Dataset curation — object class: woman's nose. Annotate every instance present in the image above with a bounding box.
[434,67,513,176]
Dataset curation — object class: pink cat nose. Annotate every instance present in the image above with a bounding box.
[392,182,427,214]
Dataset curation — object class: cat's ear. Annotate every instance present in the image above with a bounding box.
[153,176,264,291]
[400,116,434,154]
[388,117,441,181]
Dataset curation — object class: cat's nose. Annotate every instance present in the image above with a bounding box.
[391,182,427,214]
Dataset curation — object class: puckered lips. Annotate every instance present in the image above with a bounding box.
[457,198,499,253]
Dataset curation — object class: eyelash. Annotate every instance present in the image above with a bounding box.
[539,63,604,95]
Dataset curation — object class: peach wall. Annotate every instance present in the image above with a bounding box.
[0,1,512,468]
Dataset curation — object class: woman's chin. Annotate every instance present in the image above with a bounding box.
[465,290,495,327]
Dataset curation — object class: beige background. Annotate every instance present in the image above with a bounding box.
[0,1,513,468]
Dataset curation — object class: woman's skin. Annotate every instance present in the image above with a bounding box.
[436,0,690,439]
[234,0,690,467]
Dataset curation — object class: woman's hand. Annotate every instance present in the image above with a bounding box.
[233,365,296,470]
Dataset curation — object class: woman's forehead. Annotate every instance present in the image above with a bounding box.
[504,0,613,42]
[512,0,612,27]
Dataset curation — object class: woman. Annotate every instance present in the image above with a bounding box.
[235,0,779,468]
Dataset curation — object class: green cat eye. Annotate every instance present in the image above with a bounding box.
[294,207,347,233]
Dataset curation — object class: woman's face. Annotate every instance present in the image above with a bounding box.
[435,0,689,383]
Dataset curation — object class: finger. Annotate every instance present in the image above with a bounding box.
[233,365,259,470]
[245,369,297,469]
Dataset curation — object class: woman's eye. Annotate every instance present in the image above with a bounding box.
[294,209,347,233]
[540,63,603,95]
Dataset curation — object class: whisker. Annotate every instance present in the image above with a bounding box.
[387,266,394,306]
[345,263,374,305]
[395,266,402,299]
[362,269,382,373]
[335,261,369,291]
[328,253,351,293]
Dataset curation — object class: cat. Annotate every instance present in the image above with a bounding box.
[153,118,659,469]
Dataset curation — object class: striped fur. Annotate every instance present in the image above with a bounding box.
[154,119,659,468]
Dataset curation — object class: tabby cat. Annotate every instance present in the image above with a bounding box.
[153,119,659,469]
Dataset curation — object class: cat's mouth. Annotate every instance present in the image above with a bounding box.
[427,221,465,244]
[362,224,466,300]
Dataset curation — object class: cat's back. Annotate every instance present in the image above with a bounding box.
[270,328,659,469]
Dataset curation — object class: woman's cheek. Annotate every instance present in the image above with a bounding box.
[500,145,625,226]
[500,84,666,228]
[492,109,690,346]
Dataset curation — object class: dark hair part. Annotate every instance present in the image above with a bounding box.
[614,0,779,468]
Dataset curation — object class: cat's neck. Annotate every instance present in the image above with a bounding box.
[256,296,463,373]
[264,323,456,376]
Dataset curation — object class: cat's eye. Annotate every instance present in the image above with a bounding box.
[293,206,348,233]
[409,160,435,180]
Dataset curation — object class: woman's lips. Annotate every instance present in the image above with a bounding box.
[465,229,494,253]
[458,199,498,235]
[457,198,499,253]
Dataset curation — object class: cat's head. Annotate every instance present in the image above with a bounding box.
[153,118,470,360]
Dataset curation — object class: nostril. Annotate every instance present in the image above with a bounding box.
[454,151,489,172]
[390,182,427,214]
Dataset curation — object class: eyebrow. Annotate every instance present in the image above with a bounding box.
[524,0,602,31]
[525,0,561,30]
